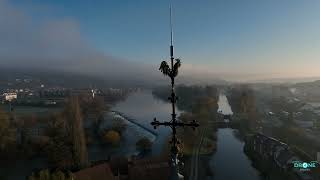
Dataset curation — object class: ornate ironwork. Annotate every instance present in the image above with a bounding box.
[151,6,199,180]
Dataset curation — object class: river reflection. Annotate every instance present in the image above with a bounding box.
[210,129,263,180]
[112,90,182,155]
[209,94,263,180]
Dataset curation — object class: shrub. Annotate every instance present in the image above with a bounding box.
[103,130,120,145]
[28,170,74,180]
[111,118,127,134]
[136,137,152,152]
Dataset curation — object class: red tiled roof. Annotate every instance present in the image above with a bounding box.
[74,163,117,180]
[109,156,128,175]
[128,157,170,180]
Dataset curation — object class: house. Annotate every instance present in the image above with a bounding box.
[73,156,170,180]
[109,156,129,180]
[274,148,299,170]
[244,133,316,180]
[263,137,282,159]
[248,133,272,155]
[73,163,119,180]
[2,92,17,101]
[245,133,297,171]
[128,156,170,180]
[294,120,314,129]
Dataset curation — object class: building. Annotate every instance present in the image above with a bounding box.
[74,163,119,180]
[2,92,17,101]
[294,120,314,129]
[73,156,170,180]
[244,133,313,180]
[245,133,295,170]
[128,157,170,180]
[274,148,299,170]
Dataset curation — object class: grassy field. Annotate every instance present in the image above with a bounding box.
[1,104,62,117]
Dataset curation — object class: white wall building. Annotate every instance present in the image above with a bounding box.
[3,93,17,101]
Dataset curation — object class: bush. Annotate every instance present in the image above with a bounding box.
[111,118,127,134]
[45,136,73,168]
[103,130,121,145]
[136,137,152,152]
[28,170,74,180]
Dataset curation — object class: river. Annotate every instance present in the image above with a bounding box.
[112,90,182,155]
[112,92,265,179]
[2,91,265,180]
[209,94,263,180]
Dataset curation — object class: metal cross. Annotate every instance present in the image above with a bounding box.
[151,115,199,155]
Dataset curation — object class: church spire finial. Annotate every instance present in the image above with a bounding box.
[170,5,174,58]
[152,4,199,180]
[170,5,173,47]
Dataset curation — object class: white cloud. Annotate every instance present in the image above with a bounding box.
[0,0,163,84]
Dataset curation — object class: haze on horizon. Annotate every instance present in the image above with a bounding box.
[1,0,320,83]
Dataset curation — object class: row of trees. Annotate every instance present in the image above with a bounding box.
[228,86,260,133]
[44,95,110,169]
[0,107,17,159]
[100,117,153,153]
[152,85,218,112]
[28,169,74,180]
[44,96,89,170]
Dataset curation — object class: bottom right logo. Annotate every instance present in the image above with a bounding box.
[292,161,318,171]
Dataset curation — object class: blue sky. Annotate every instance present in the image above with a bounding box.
[5,0,320,78]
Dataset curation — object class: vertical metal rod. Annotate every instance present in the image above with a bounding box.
[170,5,173,47]
[169,5,177,152]
[151,5,200,179]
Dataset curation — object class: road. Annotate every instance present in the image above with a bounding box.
[188,128,207,180]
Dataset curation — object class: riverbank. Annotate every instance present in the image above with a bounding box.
[89,110,158,161]
[111,110,158,137]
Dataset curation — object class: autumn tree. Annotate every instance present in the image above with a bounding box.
[46,134,73,168]
[229,87,260,132]
[0,107,16,155]
[177,112,197,150]
[136,137,153,152]
[79,95,107,118]
[28,170,74,180]
[240,90,260,131]
[46,113,67,138]
[111,117,127,135]
[43,112,72,168]
[103,130,120,145]
[192,96,218,123]
[65,96,89,169]
[45,97,90,169]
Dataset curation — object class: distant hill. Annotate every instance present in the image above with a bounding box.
[294,80,320,88]
[0,67,228,89]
